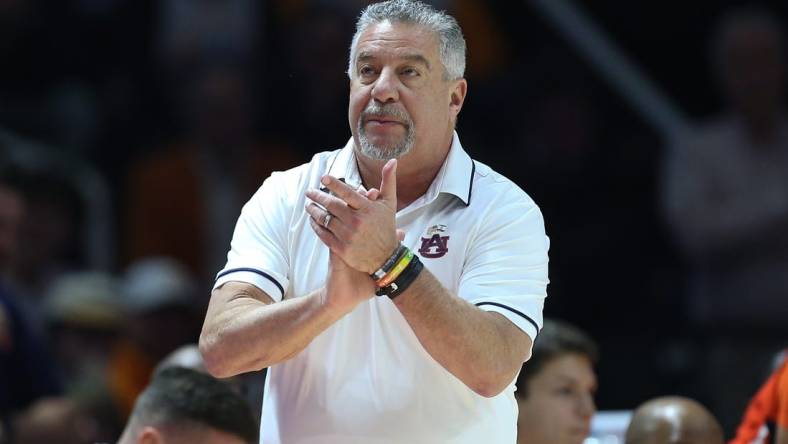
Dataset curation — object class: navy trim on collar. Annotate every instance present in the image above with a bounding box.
[465,160,475,207]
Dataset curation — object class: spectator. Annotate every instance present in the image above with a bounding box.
[41,271,125,438]
[108,257,201,418]
[625,396,723,444]
[0,170,62,434]
[116,366,257,444]
[153,343,265,428]
[731,349,788,444]
[11,396,112,444]
[661,7,788,432]
[515,319,598,444]
[44,271,123,393]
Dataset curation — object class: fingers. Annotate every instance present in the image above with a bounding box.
[396,229,406,242]
[304,202,353,239]
[379,159,397,204]
[305,188,355,222]
[320,175,368,210]
[308,214,344,252]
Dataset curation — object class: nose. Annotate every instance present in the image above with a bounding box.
[370,67,400,104]
[577,393,596,419]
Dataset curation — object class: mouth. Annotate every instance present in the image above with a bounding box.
[364,115,404,126]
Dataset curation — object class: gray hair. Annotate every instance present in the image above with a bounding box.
[347,0,466,81]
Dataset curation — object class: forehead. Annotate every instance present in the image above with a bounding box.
[355,21,440,62]
[535,353,596,385]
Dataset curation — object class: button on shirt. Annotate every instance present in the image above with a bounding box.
[215,132,550,444]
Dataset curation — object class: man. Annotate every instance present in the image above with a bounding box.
[200,1,549,442]
[625,397,724,444]
[116,367,257,444]
[515,319,597,444]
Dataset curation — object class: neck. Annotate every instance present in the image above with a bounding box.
[356,136,453,211]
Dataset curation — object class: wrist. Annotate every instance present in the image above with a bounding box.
[318,287,357,318]
[373,248,423,299]
[369,243,406,278]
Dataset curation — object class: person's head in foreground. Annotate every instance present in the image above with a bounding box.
[117,366,257,444]
[625,396,724,444]
[515,319,599,444]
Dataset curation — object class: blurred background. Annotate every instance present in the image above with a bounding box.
[1,0,787,442]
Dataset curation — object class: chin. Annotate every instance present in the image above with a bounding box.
[566,430,590,444]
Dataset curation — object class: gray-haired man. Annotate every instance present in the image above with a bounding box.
[200,1,549,442]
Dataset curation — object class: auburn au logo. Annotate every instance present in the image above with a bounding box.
[418,234,450,258]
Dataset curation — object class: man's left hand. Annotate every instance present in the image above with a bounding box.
[305,159,400,274]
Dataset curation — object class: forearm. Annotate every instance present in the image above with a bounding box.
[200,284,344,378]
[393,270,530,397]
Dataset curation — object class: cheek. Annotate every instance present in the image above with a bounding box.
[518,398,562,434]
[348,89,368,125]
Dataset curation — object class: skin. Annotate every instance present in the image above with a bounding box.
[625,396,724,444]
[778,426,787,444]
[516,354,597,444]
[200,21,532,397]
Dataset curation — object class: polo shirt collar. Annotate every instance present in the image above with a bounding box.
[326,132,474,206]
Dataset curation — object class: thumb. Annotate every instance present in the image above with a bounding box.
[380,159,397,205]
[396,229,406,242]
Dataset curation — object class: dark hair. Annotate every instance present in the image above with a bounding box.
[128,367,257,443]
[515,319,598,398]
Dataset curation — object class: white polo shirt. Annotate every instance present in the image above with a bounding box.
[215,132,549,444]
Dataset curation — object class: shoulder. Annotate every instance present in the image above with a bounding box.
[469,160,540,213]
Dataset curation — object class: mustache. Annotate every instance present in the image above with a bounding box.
[361,102,412,125]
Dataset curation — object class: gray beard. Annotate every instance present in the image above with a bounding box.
[357,104,415,160]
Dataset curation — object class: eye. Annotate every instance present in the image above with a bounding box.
[359,65,376,77]
[401,67,420,77]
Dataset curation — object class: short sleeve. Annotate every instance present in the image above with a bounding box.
[459,192,549,345]
[213,172,292,301]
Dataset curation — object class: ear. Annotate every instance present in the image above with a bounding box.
[449,78,468,118]
[138,426,163,444]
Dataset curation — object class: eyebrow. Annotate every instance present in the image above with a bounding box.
[356,52,432,70]
[552,374,598,390]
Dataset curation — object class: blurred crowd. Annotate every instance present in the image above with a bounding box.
[1,0,788,443]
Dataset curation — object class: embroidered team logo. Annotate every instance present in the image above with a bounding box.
[419,225,449,258]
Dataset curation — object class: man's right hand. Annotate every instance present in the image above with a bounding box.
[322,251,377,314]
[318,186,405,314]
